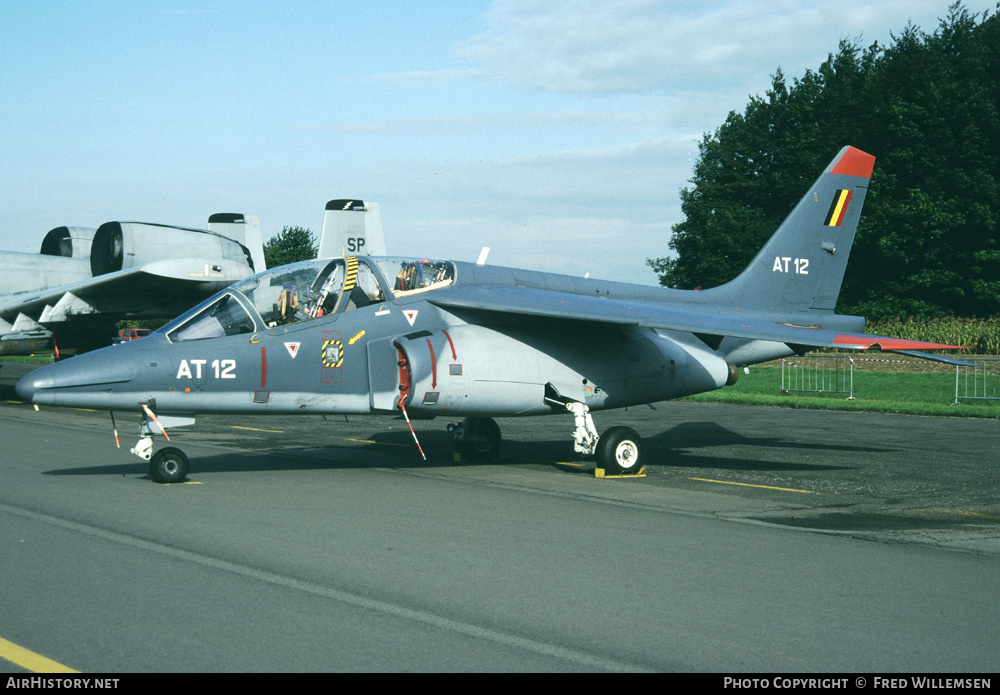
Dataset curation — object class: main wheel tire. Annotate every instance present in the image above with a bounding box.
[596,426,643,474]
[456,417,502,461]
[150,447,189,484]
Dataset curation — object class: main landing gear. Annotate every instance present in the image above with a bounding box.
[565,402,644,475]
[594,426,644,477]
[448,417,502,461]
[449,403,644,476]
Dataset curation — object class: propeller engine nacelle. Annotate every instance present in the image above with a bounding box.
[90,222,256,276]
[40,226,98,259]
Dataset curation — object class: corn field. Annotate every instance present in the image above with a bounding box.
[865,317,1000,355]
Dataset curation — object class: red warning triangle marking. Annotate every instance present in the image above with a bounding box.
[403,310,418,327]
[284,342,301,358]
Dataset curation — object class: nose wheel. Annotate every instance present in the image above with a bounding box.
[129,406,196,483]
[149,447,190,484]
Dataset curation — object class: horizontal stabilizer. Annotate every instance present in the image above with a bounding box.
[888,350,978,367]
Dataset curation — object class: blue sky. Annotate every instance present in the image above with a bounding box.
[2,0,996,284]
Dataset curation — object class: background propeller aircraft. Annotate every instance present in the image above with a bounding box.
[317,199,386,258]
[16,147,968,482]
[0,198,384,357]
[0,216,264,356]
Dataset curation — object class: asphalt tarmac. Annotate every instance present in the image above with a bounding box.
[1,360,998,672]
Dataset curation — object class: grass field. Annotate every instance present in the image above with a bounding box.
[0,355,55,364]
[683,362,1000,419]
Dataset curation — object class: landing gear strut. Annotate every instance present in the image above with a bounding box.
[130,405,192,484]
[450,417,502,461]
[447,402,644,475]
[566,402,644,476]
[566,402,598,456]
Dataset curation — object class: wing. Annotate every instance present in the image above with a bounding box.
[428,284,970,365]
[1,258,253,346]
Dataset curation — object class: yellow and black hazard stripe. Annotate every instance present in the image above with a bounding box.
[343,256,359,293]
[824,189,854,227]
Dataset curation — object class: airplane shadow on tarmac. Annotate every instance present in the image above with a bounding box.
[40,418,887,480]
[640,421,884,473]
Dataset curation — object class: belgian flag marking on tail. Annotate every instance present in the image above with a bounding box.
[824,189,854,227]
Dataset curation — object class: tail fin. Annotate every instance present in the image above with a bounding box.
[208,213,266,273]
[317,199,386,259]
[706,146,875,312]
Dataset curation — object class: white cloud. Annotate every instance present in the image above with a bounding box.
[7,0,993,285]
[350,136,696,284]
[367,67,483,82]
[454,0,969,95]
[401,214,675,284]
[295,109,668,135]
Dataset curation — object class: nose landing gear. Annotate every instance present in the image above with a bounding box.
[130,405,194,484]
[150,447,190,484]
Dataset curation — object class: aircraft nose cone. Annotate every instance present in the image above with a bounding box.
[15,372,37,402]
[13,350,137,406]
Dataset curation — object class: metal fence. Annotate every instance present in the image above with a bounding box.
[954,358,1000,404]
[780,355,855,399]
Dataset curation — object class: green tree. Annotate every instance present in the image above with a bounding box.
[649,41,879,291]
[263,226,318,268]
[845,6,1000,318]
[648,3,1000,320]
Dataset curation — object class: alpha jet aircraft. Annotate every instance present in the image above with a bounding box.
[17,146,968,482]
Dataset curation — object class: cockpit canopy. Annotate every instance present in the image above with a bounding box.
[164,256,455,342]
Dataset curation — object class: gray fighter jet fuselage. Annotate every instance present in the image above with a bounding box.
[16,147,968,481]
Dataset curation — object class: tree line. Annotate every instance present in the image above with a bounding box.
[263,226,317,268]
[647,2,1000,321]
